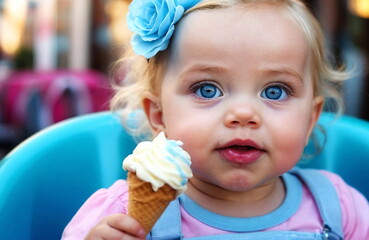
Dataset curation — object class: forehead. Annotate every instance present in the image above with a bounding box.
[166,6,310,78]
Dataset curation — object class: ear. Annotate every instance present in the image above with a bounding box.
[306,96,324,144]
[142,91,165,135]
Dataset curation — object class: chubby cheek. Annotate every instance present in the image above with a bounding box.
[271,122,310,173]
[162,116,211,167]
[162,107,213,148]
[164,120,203,143]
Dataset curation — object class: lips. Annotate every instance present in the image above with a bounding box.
[216,139,264,164]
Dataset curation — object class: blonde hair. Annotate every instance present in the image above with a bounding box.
[110,0,350,140]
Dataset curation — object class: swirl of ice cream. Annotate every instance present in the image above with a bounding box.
[123,132,192,195]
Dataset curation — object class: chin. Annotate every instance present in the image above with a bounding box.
[218,176,255,191]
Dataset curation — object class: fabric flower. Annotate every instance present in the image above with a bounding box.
[127,0,202,58]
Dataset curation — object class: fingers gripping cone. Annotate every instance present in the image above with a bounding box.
[127,172,176,234]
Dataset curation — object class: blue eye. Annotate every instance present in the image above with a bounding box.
[194,83,222,99]
[261,85,288,100]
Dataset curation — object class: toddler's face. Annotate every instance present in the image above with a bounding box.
[145,6,323,192]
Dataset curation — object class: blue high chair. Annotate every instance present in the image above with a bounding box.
[0,112,135,240]
[0,111,368,240]
[298,113,369,199]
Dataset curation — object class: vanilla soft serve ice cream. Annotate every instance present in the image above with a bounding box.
[123,132,192,196]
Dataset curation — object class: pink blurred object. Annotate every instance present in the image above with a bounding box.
[1,70,112,131]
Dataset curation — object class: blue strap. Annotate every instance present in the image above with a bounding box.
[290,168,343,238]
[148,199,183,240]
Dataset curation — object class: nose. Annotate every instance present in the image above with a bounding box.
[224,102,261,128]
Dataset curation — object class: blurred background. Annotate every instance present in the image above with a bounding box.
[0,0,368,158]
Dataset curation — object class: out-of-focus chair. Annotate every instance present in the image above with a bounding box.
[299,112,369,199]
[0,111,135,240]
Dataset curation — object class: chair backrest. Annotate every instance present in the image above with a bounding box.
[299,113,369,199]
[0,111,135,240]
[0,111,368,239]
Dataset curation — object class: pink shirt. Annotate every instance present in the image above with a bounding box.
[62,171,369,239]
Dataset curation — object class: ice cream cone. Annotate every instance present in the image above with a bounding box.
[127,171,176,234]
[123,132,192,234]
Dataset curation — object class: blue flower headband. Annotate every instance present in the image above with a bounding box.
[127,0,203,59]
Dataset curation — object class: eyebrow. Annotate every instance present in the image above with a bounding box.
[262,67,304,83]
[178,64,228,80]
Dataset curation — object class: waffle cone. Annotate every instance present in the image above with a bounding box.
[127,171,176,234]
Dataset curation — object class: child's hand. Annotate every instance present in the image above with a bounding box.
[84,214,146,240]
